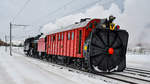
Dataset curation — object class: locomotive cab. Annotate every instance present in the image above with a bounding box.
[24,33,43,57]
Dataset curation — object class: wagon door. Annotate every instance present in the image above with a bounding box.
[58,33,61,55]
[76,29,83,58]
[60,32,64,56]
[70,30,75,57]
[63,32,67,56]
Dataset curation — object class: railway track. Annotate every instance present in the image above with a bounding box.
[92,67,150,84]
[126,67,150,75]
[102,72,150,84]
[124,67,150,78]
[95,72,138,84]
[12,49,150,84]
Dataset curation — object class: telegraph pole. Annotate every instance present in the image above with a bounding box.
[9,22,30,56]
[10,22,12,56]
[5,35,7,52]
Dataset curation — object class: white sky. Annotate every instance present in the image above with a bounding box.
[0,0,125,40]
[0,0,150,47]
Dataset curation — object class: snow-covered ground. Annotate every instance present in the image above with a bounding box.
[0,47,107,84]
[0,46,150,84]
[126,53,150,70]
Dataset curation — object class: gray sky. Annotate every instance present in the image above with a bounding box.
[0,0,150,47]
[0,0,73,39]
[0,0,124,40]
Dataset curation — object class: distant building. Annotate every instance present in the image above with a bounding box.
[0,39,8,46]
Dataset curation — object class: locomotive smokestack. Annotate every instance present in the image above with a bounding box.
[75,22,79,24]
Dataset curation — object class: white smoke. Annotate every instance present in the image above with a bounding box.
[41,3,121,34]
[41,0,150,48]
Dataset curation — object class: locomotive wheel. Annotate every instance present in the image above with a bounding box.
[45,55,49,61]
[90,29,127,72]
[29,49,33,57]
[38,52,42,59]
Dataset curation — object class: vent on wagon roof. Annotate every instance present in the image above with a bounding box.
[80,18,91,23]
[75,22,79,24]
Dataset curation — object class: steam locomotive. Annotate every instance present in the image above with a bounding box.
[24,16,129,72]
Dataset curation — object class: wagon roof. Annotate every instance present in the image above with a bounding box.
[48,19,92,34]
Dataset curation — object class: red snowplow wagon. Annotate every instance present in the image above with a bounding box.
[45,16,129,72]
[38,38,45,52]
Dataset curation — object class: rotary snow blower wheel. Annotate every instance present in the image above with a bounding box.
[89,29,127,72]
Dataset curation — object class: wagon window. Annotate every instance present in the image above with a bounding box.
[45,36,47,42]
[79,30,82,54]
[59,33,61,41]
[51,36,53,41]
[89,23,93,28]
[62,33,63,40]
[68,32,70,40]
[53,36,55,41]
[72,32,74,40]
[86,26,88,30]
[94,21,97,27]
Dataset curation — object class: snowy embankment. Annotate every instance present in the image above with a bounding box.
[0,47,107,84]
[126,53,150,70]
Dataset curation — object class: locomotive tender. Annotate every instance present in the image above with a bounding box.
[24,16,129,72]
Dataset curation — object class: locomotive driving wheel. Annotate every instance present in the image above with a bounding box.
[89,29,125,72]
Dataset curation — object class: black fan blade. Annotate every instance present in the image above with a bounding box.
[110,32,118,47]
[91,36,105,49]
[107,30,110,47]
[99,57,108,71]
[112,37,122,49]
[107,56,116,70]
[91,54,105,66]
[111,48,122,65]
[93,34,105,49]
[96,31,107,46]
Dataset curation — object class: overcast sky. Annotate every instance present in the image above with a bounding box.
[0,0,150,47]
